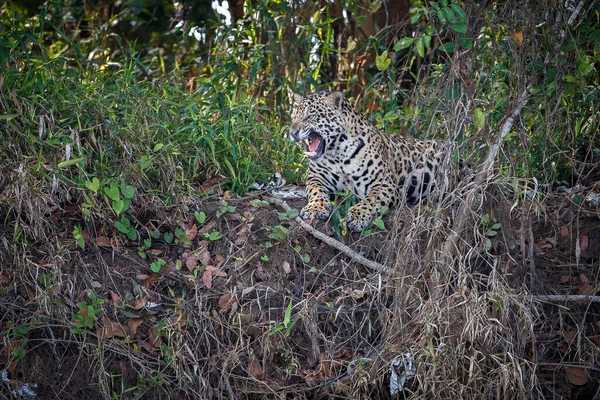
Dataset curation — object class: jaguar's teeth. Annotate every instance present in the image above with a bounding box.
[304,151,317,157]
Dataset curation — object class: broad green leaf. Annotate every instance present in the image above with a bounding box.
[441,42,455,52]
[195,211,206,224]
[450,3,467,20]
[443,6,456,22]
[416,37,425,57]
[85,177,100,194]
[450,22,467,33]
[104,184,121,201]
[121,185,135,199]
[376,51,391,71]
[112,200,124,216]
[491,223,502,230]
[393,37,414,51]
[474,108,486,131]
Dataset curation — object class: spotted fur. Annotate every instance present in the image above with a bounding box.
[289,91,449,232]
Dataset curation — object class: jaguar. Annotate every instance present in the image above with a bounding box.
[289,91,454,232]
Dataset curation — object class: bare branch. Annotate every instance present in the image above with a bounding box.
[265,196,390,275]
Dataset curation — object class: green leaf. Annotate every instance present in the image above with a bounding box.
[121,185,135,199]
[140,155,151,169]
[394,37,414,52]
[150,258,166,273]
[487,230,498,237]
[0,114,18,120]
[261,255,269,262]
[416,37,426,57]
[112,200,125,216]
[126,228,138,241]
[450,3,467,20]
[164,232,174,244]
[474,108,486,131]
[450,22,467,33]
[115,219,130,234]
[285,315,300,336]
[195,211,206,224]
[441,42,455,52]
[284,300,293,326]
[376,50,391,71]
[57,157,85,169]
[491,223,502,230]
[85,177,100,194]
[369,0,382,12]
[153,143,164,152]
[443,6,456,22]
[104,184,121,201]
[373,218,385,230]
[268,324,285,336]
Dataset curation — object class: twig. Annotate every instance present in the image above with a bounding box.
[265,197,390,274]
[441,89,531,267]
[533,294,600,303]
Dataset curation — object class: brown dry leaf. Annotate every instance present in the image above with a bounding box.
[202,270,213,289]
[133,297,148,310]
[206,265,227,277]
[127,318,144,337]
[559,275,571,283]
[223,190,232,199]
[136,273,150,281]
[282,261,291,275]
[99,316,127,338]
[248,358,263,379]
[109,290,123,306]
[565,366,588,385]
[560,226,569,237]
[185,255,199,272]
[185,224,198,241]
[148,249,162,256]
[214,254,225,269]
[198,221,217,236]
[580,274,590,284]
[255,261,267,281]
[580,235,589,251]
[536,239,553,249]
[96,236,112,247]
[578,284,594,295]
[511,31,523,46]
[218,293,238,311]
[148,327,162,348]
[563,330,576,344]
[81,229,91,244]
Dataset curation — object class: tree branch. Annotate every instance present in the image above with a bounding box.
[265,197,390,274]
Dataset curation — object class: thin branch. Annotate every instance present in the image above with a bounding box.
[533,294,600,304]
[441,89,531,267]
[265,197,390,274]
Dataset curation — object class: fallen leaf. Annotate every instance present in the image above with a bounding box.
[580,274,590,284]
[560,226,569,237]
[255,261,267,281]
[202,270,213,289]
[127,318,144,337]
[109,290,123,306]
[148,327,162,348]
[100,316,127,338]
[214,254,225,268]
[536,239,553,249]
[206,265,227,277]
[81,229,91,244]
[580,235,589,251]
[133,297,148,310]
[185,224,198,241]
[282,261,291,274]
[248,358,263,378]
[563,330,576,344]
[96,236,112,247]
[565,366,588,385]
[198,221,217,236]
[185,255,199,272]
[218,293,238,311]
[578,284,594,295]
[559,275,571,283]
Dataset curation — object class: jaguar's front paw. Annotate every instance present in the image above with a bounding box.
[346,204,374,232]
[300,201,333,222]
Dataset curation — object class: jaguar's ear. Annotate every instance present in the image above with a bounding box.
[293,93,304,105]
[325,91,344,109]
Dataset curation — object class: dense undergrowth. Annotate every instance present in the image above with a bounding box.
[1,1,600,399]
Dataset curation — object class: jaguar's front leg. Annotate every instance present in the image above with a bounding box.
[300,179,333,222]
[346,184,392,232]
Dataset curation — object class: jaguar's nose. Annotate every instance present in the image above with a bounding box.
[289,127,300,142]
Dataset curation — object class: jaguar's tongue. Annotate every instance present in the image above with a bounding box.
[305,136,321,153]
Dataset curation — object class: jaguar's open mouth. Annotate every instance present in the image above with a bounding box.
[303,132,325,160]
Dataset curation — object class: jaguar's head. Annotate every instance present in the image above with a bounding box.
[289,91,346,160]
